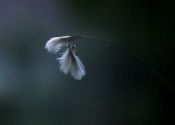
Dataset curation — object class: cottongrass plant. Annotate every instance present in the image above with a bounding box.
[45,35,175,93]
[45,36,85,80]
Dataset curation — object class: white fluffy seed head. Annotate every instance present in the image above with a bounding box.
[57,48,86,80]
[70,54,86,80]
[45,36,72,54]
[58,49,72,74]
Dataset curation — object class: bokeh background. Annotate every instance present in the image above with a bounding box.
[0,0,175,125]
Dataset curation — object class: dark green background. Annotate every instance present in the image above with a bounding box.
[0,0,174,125]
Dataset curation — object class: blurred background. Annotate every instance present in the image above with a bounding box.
[0,0,175,125]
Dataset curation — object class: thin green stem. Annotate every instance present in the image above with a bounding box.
[77,35,175,94]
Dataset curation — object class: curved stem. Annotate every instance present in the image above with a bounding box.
[77,35,175,94]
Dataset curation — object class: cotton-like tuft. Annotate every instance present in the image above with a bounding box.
[58,49,73,74]
[45,36,71,54]
[58,48,86,80]
[70,54,86,80]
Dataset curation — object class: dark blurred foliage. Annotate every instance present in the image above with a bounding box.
[0,0,175,125]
